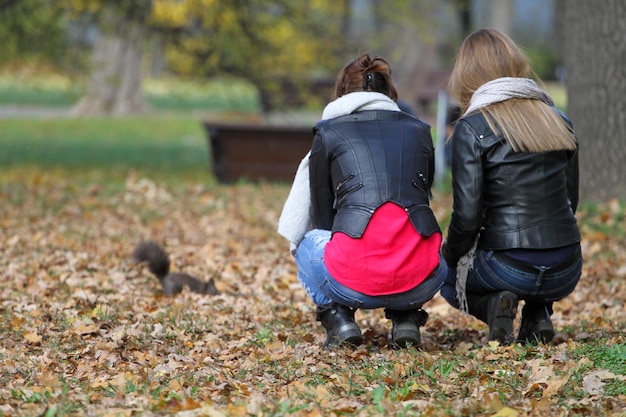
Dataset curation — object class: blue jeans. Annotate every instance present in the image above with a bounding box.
[295,229,447,309]
[440,248,582,309]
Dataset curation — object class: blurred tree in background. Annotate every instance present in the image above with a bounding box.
[0,0,448,115]
[0,1,567,114]
[557,0,626,201]
[65,0,152,115]
[147,0,444,114]
[148,0,348,113]
[0,0,66,68]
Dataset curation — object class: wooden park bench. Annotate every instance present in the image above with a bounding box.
[204,122,312,183]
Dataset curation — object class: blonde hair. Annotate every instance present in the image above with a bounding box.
[448,28,576,152]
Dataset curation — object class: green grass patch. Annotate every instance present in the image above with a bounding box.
[562,340,626,400]
[143,77,259,112]
[0,72,82,106]
[0,72,260,112]
[0,116,214,184]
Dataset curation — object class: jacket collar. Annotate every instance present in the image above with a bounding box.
[322,92,400,120]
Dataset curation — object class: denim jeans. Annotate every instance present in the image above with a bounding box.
[440,248,582,309]
[295,229,447,309]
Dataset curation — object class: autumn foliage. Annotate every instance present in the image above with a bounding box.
[1,169,625,416]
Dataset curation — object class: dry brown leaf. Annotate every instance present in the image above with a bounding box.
[100,408,141,417]
[23,331,42,344]
[582,370,617,395]
[2,175,626,415]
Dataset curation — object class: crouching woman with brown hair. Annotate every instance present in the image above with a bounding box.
[279,53,447,349]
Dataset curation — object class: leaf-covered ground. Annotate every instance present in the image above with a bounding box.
[1,170,626,416]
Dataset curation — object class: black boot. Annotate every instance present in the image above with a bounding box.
[316,303,362,348]
[385,309,428,348]
[517,302,554,345]
[467,291,518,345]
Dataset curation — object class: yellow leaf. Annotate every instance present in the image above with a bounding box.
[23,331,42,344]
[73,324,100,335]
[543,376,568,398]
[90,380,109,388]
[10,315,25,330]
[169,379,183,391]
[491,407,519,417]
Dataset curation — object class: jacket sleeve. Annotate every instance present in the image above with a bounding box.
[558,109,579,214]
[566,144,579,214]
[427,129,435,198]
[309,128,336,230]
[565,127,579,214]
[442,120,484,267]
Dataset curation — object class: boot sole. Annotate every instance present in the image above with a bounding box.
[488,291,518,345]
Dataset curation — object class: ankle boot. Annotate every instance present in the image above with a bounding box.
[316,303,362,348]
[517,302,554,345]
[467,291,518,345]
[385,309,428,348]
[487,291,518,345]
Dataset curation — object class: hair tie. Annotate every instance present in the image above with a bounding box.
[363,73,375,90]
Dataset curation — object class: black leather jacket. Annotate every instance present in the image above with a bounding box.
[442,110,581,267]
[309,110,440,238]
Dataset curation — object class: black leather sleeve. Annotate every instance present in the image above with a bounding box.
[442,120,483,267]
[566,145,579,214]
[558,108,579,214]
[428,135,435,198]
[309,128,335,230]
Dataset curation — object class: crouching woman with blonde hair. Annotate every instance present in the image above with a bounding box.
[440,28,583,345]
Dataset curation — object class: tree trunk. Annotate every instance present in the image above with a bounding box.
[72,6,148,116]
[559,0,626,201]
[489,0,513,36]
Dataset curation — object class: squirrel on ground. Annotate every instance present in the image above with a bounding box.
[132,240,219,295]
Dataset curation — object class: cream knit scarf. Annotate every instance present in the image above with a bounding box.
[464,77,554,116]
[455,77,554,313]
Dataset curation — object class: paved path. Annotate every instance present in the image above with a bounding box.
[0,105,72,118]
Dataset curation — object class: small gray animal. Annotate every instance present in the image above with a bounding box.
[132,241,219,295]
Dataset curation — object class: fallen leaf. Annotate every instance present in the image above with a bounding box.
[23,331,42,344]
[582,370,616,395]
[491,406,519,417]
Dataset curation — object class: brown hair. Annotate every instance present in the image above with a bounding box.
[448,28,576,152]
[331,53,398,101]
